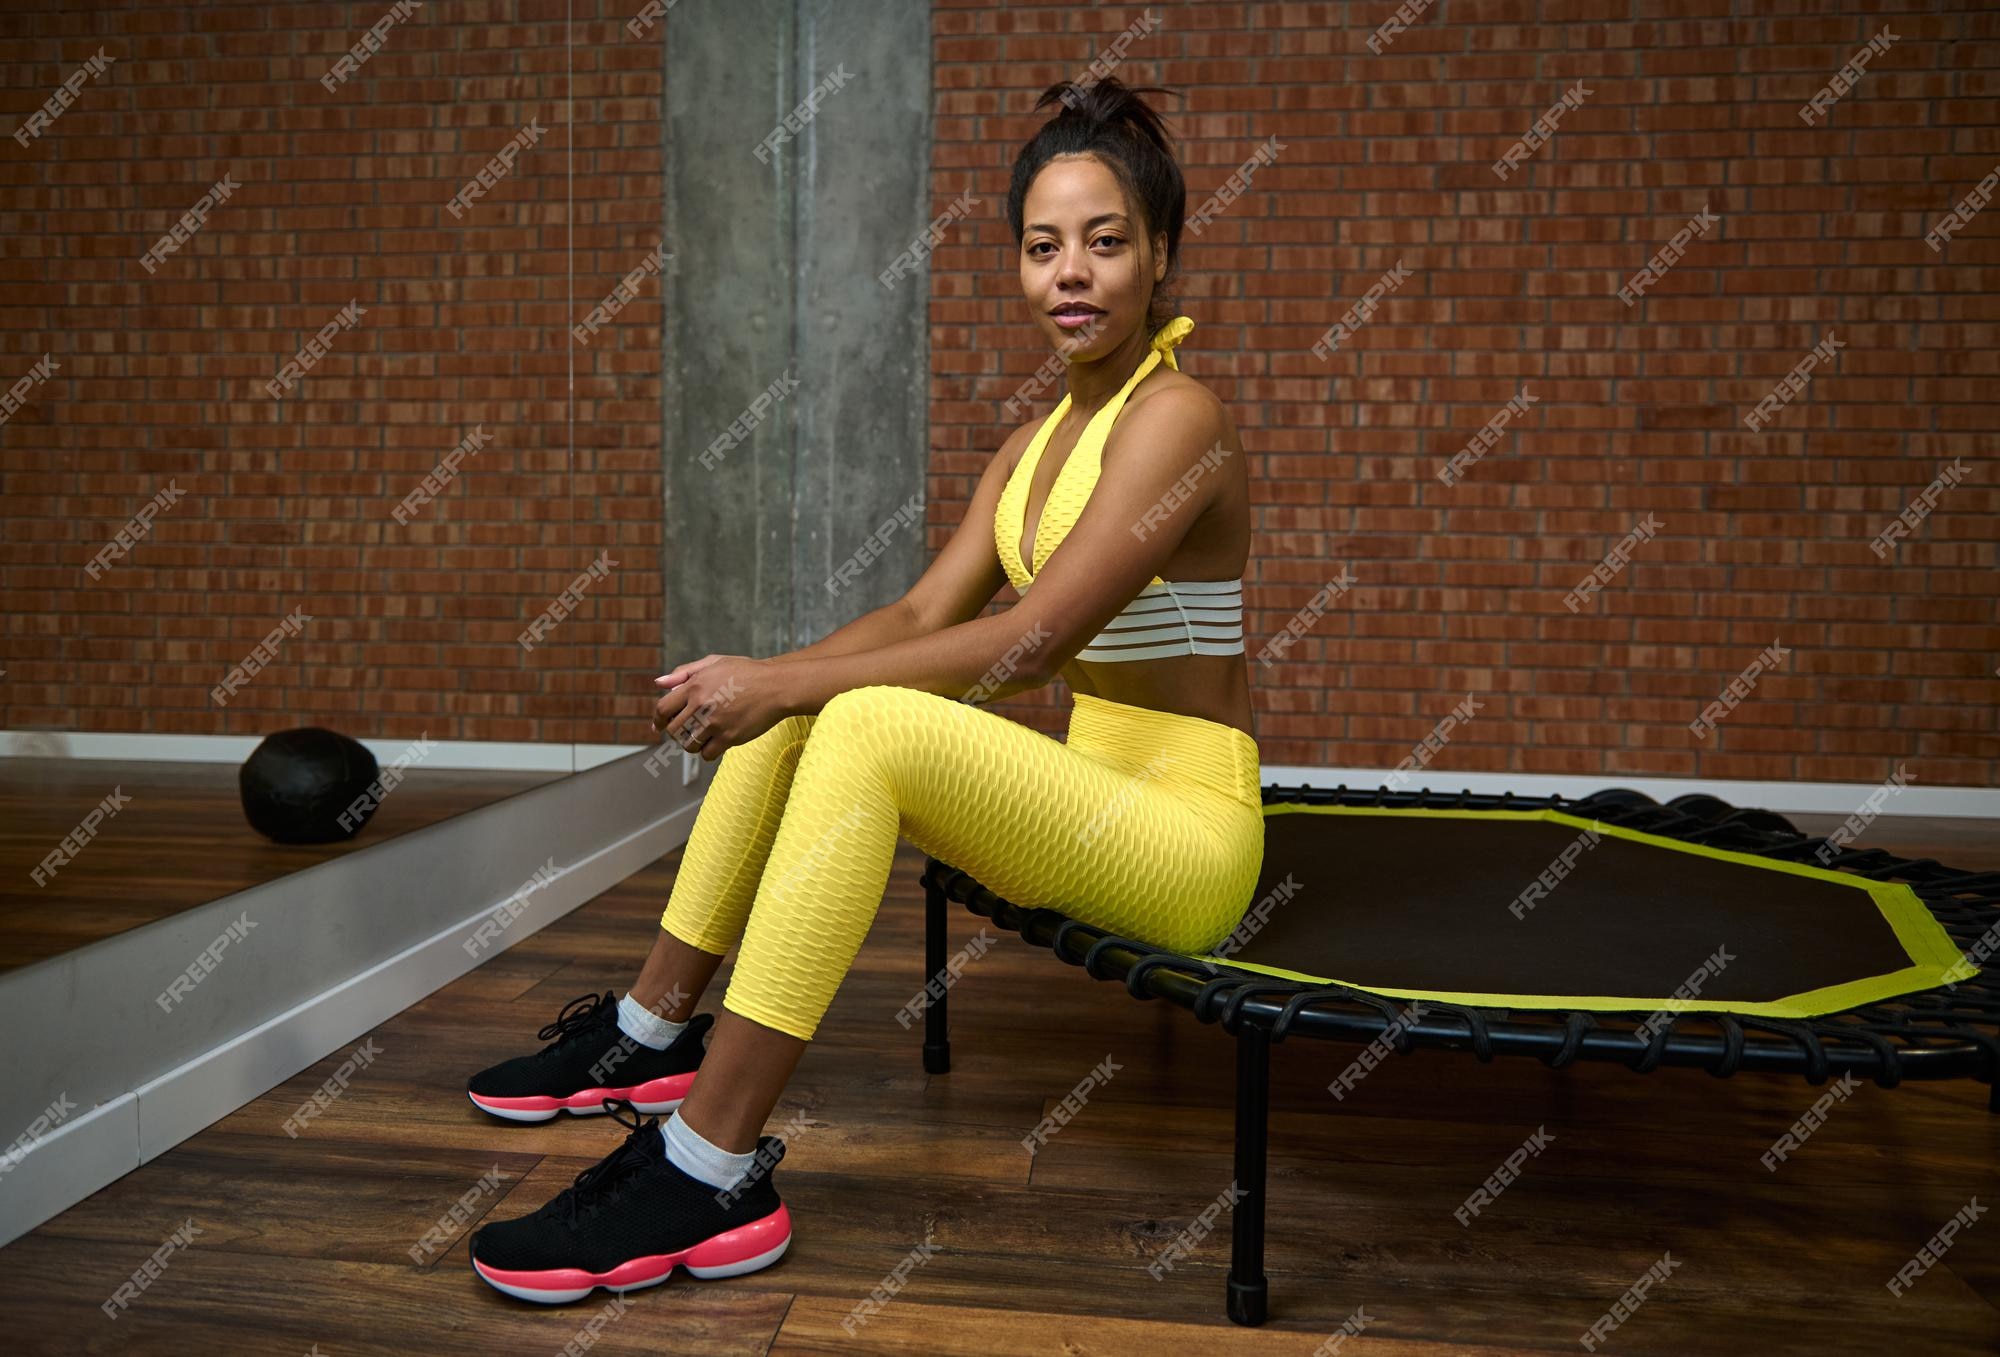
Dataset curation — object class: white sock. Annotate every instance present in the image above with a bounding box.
[617,992,686,1050]
[659,1109,755,1191]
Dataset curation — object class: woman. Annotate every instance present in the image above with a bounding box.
[464,74,1262,1305]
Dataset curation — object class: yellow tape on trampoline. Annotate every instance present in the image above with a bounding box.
[1188,805,1971,1019]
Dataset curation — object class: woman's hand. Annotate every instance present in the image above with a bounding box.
[652,654,795,761]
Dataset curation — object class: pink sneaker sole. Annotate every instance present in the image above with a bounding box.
[466,1070,697,1122]
[472,1203,792,1303]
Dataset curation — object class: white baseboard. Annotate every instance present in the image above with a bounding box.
[1257,765,2000,821]
[0,729,653,773]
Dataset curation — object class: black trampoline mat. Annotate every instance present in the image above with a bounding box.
[1214,808,1946,1011]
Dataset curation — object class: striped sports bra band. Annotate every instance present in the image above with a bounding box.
[993,314,1248,664]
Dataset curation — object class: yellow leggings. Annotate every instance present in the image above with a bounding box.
[660,684,1265,1042]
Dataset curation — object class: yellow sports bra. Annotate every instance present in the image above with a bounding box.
[993,315,1247,664]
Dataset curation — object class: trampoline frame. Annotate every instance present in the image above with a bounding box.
[916,782,2000,1327]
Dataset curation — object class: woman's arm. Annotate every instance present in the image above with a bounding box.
[767,600,931,665]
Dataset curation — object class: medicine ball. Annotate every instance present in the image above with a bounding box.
[240,727,382,844]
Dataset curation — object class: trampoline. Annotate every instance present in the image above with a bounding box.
[916,784,2000,1327]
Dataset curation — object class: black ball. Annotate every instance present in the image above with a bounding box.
[239,727,383,844]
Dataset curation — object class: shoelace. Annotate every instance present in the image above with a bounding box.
[550,1098,659,1228]
[535,990,617,1054]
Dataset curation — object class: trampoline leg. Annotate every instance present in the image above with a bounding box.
[1226,1024,1271,1327]
[922,870,951,1075]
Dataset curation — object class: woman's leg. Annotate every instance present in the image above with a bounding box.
[675,683,1264,1152]
[625,712,819,1019]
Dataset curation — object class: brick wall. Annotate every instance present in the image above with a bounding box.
[0,0,662,748]
[937,0,1998,788]
[5,1,1997,790]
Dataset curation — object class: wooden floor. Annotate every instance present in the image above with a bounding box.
[0,757,565,973]
[2,815,1997,1354]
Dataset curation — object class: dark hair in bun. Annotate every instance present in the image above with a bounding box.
[1009,75,1187,337]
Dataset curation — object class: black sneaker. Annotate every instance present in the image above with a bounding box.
[466,990,711,1123]
[469,1100,792,1303]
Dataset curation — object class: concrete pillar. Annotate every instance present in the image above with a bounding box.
[663,0,933,663]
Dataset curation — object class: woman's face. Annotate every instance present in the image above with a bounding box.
[1019,153,1166,358]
